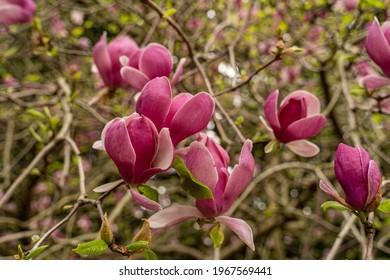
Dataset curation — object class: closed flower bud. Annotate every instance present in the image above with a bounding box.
[320,144,382,214]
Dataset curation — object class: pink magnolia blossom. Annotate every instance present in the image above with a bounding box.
[320,144,382,213]
[149,134,256,250]
[360,19,390,90]
[335,0,359,11]
[93,33,139,88]
[135,77,215,147]
[120,43,185,91]
[260,89,326,157]
[0,0,36,25]
[93,113,174,211]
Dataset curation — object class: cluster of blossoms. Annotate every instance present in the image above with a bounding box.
[90,21,386,249]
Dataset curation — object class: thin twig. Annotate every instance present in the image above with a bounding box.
[141,0,246,143]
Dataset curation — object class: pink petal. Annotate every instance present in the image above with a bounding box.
[281,114,326,143]
[359,74,390,90]
[93,179,124,193]
[163,92,192,127]
[139,43,173,79]
[222,140,255,213]
[128,50,141,68]
[278,97,307,130]
[152,128,174,170]
[319,180,351,209]
[120,66,150,91]
[92,140,104,151]
[108,36,139,88]
[138,128,174,183]
[126,115,158,183]
[264,90,281,134]
[259,116,274,132]
[171,58,186,85]
[334,144,368,210]
[148,205,203,228]
[366,18,390,78]
[93,33,113,87]
[0,5,26,24]
[130,187,161,211]
[280,90,321,116]
[169,92,215,146]
[216,216,255,251]
[176,141,218,190]
[136,77,172,131]
[382,22,390,43]
[286,140,320,157]
[104,118,136,184]
[198,133,230,169]
[366,160,381,206]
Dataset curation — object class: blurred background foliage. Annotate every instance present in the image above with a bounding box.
[0,0,390,259]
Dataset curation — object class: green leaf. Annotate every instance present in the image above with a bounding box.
[173,156,213,199]
[25,245,48,260]
[377,199,390,213]
[17,245,24,260]
[125,241,149,252]
[31,235,40,243]
[26,109,45,119]
[72,239,108,256]
[210,223,224,248]
[142,249,158,260]
[264,140,277,154]
[362,0,384,8]
[163,8,176,19]
[321,201,350,212]
[138,185,159,202]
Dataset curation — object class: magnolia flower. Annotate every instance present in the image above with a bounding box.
[93,113,174,211]
[0,0,36,25]
[335,0,359,11]
[365,19,390,82]
[135,77,215,146]
[93,33,139,88]
[320,144,382,213]
[260,89,326,157]
[120,43,185,91]
[149,134,256,250]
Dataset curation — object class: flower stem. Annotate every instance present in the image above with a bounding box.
[363,213,375,260]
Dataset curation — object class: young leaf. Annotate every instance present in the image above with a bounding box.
[25,245,49,260]
[321,201,351,212]
[17,245,24,260]
[142,249,158,260]
[72,239,108,256]
[163,8,176,19]
[173,156,213,199]
[26,109,45,119]
[377,199,390,213]
[125,241,149,252]
[138,185,159,202]
[210,223,224,248]
[264,139,278,154]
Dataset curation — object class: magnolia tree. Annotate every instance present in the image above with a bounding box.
[0,0,389,260]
